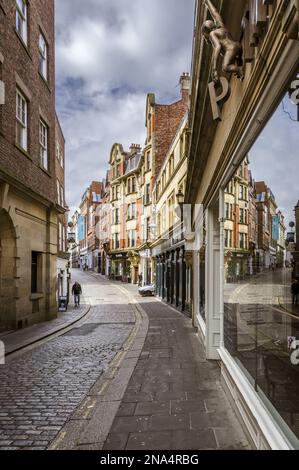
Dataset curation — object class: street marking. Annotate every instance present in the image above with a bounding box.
[49,431,66,450]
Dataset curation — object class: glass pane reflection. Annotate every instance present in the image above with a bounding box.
[224,94,299,442]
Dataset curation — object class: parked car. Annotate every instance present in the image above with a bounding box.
[138,284,155,297]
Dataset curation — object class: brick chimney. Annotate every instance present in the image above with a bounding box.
[130,143,141,155]
[180,72,190,101]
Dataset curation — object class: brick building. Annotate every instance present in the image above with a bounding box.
[0,0,65,330]
[139,73,190,286]
[55,113,69,301]
[78,181,105,271]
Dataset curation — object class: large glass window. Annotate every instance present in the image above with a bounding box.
[223,85,299,444]
[39,120,48,170]
[16,89,28,151]
[39,33,48,81]
[16,0,27,45]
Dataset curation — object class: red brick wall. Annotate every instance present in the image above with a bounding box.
[0,0,56,203]
[153,94,188,179]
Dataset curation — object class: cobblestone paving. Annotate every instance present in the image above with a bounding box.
[0,273,134,450]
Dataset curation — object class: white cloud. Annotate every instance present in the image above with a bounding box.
[250,99,299,225]
[55,0,195,207]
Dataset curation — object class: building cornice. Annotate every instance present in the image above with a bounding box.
[187,0,299,205]
[0,169,57,211]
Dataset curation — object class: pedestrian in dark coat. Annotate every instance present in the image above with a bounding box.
[72,282,82,307]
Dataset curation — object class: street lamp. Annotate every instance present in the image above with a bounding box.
[176,188,185,241]
[176,188,185,207]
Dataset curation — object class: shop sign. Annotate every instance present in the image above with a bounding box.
[290,80,299,105]
[288,337,299,366]
[208,78,231,121]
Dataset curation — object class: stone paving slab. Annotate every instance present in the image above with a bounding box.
[103,295,252,450]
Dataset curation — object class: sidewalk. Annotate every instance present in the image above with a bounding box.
[101,299,251,450]
[0,304,90,356]
[50,283,251,451]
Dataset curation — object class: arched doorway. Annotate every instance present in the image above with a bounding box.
[0,210,17,332]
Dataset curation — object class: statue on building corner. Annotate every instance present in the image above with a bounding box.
[202,0,244,83]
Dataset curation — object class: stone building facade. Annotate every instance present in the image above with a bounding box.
[0,0,62,331]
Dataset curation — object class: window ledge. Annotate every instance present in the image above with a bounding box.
[38,72,52,93]
[14,29,32,60]
[39,165,52,177]
[30,293,44,301]
[14,143,32,161]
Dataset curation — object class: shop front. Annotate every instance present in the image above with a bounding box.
[110,253,130,282]
[154,237,192,316]
[188,0,299,450]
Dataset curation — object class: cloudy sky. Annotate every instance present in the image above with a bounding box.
[55,0,195,209]
[250,98,299,226]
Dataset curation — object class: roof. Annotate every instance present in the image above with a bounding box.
[124,152,142,176]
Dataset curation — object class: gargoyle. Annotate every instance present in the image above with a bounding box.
[202,0,244,83]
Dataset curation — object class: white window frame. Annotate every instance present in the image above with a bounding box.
[57,180,64,207]
[16,0,28,45]
[16,89,28,151]
[39,119,49,170]
[39,32,48,81]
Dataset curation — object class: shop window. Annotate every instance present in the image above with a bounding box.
[223,84,299,444]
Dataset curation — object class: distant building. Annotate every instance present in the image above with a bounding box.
[108,143,142,284]
[55,114,69,302]
[224,158,251,282]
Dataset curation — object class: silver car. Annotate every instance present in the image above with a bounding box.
[138,284,155,297]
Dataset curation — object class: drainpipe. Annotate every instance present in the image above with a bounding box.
[219,189,225,349]
[45,207,51,319]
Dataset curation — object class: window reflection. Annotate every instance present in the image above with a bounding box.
[224,93,299,442]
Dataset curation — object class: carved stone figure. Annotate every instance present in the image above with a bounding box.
[202,0,244,83]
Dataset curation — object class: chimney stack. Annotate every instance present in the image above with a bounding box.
[130,143,141,155]
[180,72,190,101]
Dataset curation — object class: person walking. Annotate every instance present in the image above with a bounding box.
[291,279,299,305]
[72,281,82,307]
